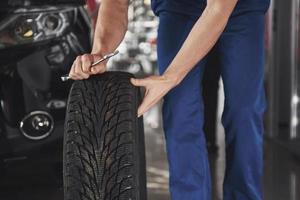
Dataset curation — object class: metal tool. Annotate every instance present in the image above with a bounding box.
[60,50,119,82]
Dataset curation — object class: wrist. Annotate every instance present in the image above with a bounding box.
[91,48,104,56]
[162,71,182,86]
[91,43,110,55]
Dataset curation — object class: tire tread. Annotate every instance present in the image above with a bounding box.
[63,72,146,200]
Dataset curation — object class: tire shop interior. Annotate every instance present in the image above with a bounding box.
[0,0,300,200]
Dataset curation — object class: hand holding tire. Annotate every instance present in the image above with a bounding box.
[68,54,106,80]
[131,74,179,117]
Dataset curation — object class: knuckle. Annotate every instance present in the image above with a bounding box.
[75,68,81,74]
[82,63,88,69]
[76,64,82,71]
[82,68,89,73]
[82,61,91,69]
[82,57,89,63]
[81,54,89,61]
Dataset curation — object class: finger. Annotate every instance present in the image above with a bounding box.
[74,56,89,79]
[73,57,83,79]
[137,90,159,117]
[81,54,93,73]
[91,64,106,74]
[130,78,149,87]
[69,61,80,80]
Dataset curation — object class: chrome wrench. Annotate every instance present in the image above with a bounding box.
[60,50,119,82]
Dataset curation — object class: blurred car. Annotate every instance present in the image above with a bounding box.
[0,0,97,168]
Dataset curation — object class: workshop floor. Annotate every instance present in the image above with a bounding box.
[144,104,300,200]
[1,101,300,200]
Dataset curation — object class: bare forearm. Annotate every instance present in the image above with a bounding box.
[164,0,237,84]
[91,0,129,54]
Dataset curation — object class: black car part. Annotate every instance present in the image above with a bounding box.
[0,2,92,160]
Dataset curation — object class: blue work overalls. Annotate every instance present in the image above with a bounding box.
[152,0,270,199]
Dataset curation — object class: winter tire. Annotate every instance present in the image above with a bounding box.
[63,71,147,200]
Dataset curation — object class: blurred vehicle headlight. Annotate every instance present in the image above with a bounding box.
[0,7,75,49]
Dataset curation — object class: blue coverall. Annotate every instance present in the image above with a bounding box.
[151,0,270,199]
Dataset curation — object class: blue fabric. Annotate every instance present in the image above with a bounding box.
[157,10,267,200]
[151,0,270,16]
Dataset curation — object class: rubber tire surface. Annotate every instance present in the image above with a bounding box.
[63,72,147,200]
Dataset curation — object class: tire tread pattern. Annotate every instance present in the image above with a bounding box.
[63,72,146,200]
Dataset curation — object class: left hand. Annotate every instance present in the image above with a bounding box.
[130,74,179,117]
[68,53,106,80]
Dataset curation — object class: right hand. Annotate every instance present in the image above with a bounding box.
[68,53,107,80]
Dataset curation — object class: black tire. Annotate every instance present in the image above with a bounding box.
[63,71,147,200]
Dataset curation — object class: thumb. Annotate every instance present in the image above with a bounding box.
[130,78,148,87]
[90,54,106,74]
[91,64,105,74]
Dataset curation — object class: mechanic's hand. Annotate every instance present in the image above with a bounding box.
[130,74,178,117]
[68,53,106,80]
